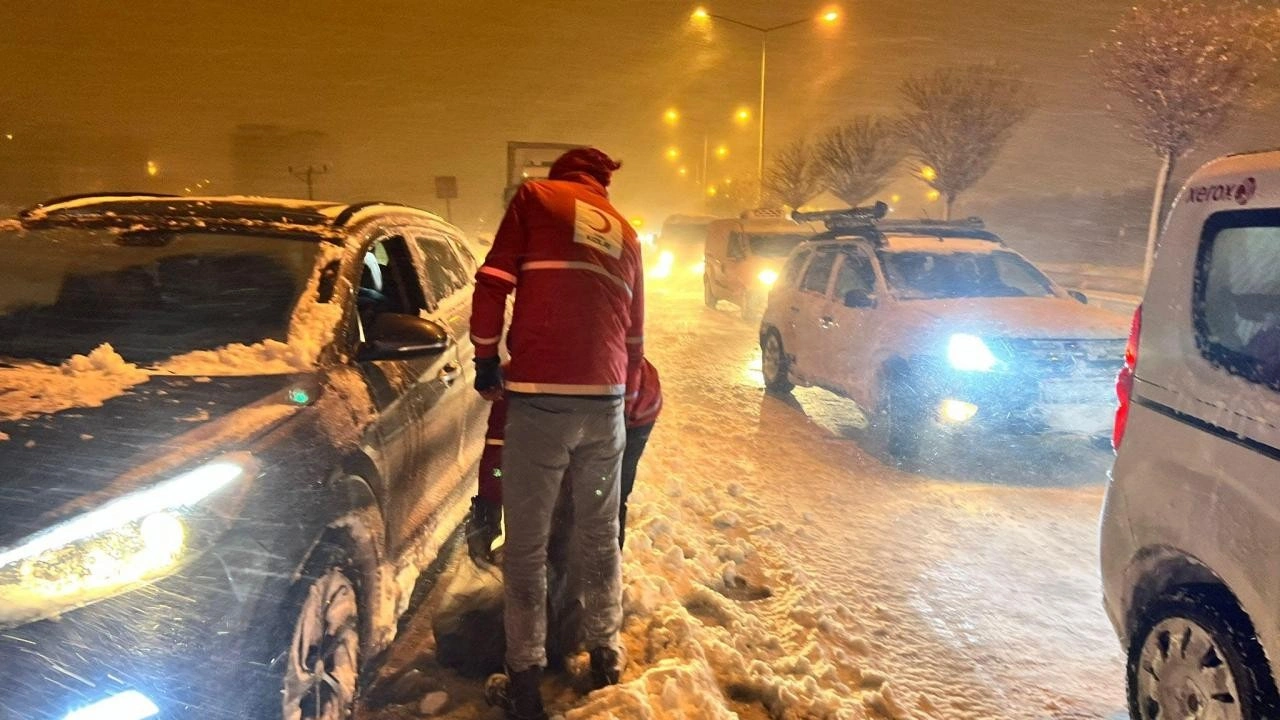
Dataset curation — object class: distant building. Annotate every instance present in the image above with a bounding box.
[230,124,328,197]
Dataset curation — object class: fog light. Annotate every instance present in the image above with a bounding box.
[939,398,978,424]
[757,268,779,286]
[64,691,159,720]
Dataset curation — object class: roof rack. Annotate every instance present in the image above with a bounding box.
[791,201,889,229]
[18,192,179,219]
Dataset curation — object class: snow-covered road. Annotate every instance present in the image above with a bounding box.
[364,277,1128,719]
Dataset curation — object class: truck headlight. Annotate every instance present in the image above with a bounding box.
[947,333,998,372]
[0,455,254,626]
[757,268,779,286]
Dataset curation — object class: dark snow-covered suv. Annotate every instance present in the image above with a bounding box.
[0,195,487,720]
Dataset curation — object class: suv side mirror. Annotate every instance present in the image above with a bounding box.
[843,289,876,309]
[1068,290,1088,304]
[359,313,451,361]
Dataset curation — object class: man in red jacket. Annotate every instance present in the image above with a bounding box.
[470,147,643,720]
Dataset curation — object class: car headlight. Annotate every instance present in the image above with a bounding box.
[0,455,254,626]
[947,333,998,372]
[757,268,779,286]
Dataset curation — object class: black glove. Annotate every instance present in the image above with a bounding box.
[474,356,503,394]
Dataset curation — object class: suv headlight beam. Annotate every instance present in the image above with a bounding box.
[947,333,998,372]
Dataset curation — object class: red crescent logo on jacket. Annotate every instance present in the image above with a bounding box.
[585,207,614,234]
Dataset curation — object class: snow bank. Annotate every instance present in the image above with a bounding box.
[0,343,149,422]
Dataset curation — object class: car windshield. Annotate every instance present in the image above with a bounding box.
[748,233,811,257]
[0,226,322,365]
[878,249,1055,300]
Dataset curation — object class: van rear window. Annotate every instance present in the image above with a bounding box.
[1195,209,1280,389]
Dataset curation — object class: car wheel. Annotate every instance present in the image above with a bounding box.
[761,330,794,393]
[703,275,717,309]
[280,545,362,720]
[1128,587,1279,720]
[874,373,922,461]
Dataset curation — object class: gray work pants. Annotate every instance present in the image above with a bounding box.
[503,393,624,671]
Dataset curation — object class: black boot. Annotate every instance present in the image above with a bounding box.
[506,665,547,720]
[588,646,621,690]
[465,496,501,564]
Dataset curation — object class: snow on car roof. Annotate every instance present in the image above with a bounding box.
[878,235,1006,254]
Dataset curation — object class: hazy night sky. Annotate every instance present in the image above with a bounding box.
[1,1,1275,231]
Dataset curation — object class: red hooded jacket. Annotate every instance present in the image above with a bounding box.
[470,172,644,395]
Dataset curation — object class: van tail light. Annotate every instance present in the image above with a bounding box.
[1113,304,1143,451]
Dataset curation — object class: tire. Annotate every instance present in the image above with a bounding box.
[760,330,794,393]
[279,543,363,720]
[874,371,922,461]
[1127,586,1279,720]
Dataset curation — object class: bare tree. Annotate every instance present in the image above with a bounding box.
[897,64,1035,219]
[763,138,823,209]
[814,118,904,207]
[1093,0,1279,282]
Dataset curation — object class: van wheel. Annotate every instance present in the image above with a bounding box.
[873,373,922,461]
[703,276,717,309]
[761,330,793,393]
[1128,587,1279,720]
[280,543,362,720]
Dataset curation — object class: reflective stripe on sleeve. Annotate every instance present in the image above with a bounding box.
[470,333,501,345]
[520,261,632,297]
[485,438,505,446]
[625,336,643,345]
[479,266,518,285]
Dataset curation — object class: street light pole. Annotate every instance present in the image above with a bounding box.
[694,10,837,203]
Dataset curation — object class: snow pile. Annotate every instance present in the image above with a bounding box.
[569,471,882,720]
[0,343,149,422]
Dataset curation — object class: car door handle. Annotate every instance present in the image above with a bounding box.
[439,363,461,384]
[819,316,837,329]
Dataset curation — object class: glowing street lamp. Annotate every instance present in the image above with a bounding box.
[665,146,681,161]
[690,7,843,200]
[707,185,719,197]
[663,108,680,126]
[146,160,160,178]
[734,107,752,124]
[715,145,729,159]
[920,165,938,182]
[678,166,689,177]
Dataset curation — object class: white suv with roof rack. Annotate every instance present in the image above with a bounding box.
[759,203,1129,460]
[1102,149,1280,720]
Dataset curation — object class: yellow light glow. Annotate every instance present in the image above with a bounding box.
[678,166,689,177]
[926,189,941,202]
[663,108,680,125]
[920,165,938,182]
[692,7,710,20]
[5,133,14,141]
[707,185,718,197]
[715,145,729,159]
[691,260,706,275]
[890,193,901,204]
[758,268,779,286]
[821,9,840,23]
[735,108,751,123]
[939,399,979,424]
[630,217,644,228]
[648,250,676,280]
[665,146,681,161]
[145,160,159,178]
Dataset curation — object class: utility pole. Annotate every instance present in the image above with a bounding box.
[289,164,329,200]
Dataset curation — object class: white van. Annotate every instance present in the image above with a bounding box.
[1102,149,1280,719]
